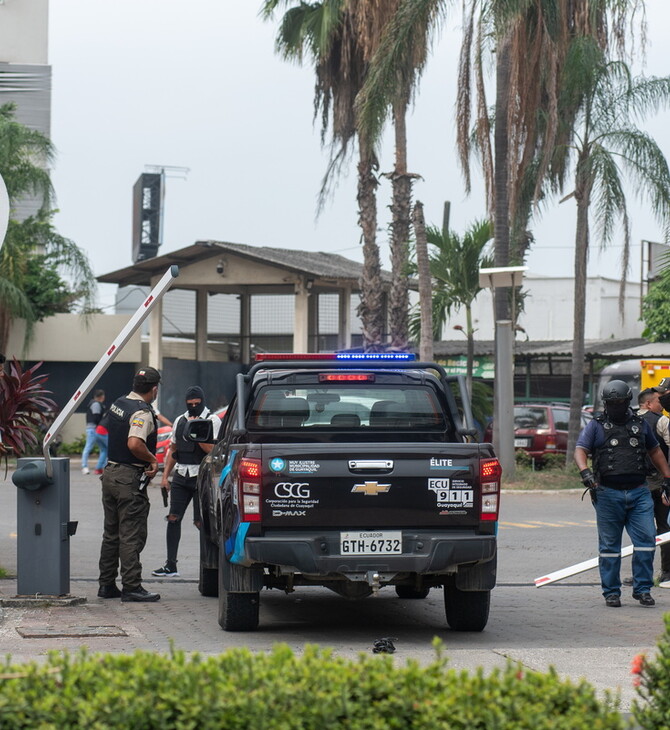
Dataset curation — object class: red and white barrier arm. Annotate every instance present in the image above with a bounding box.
[42,265,179,476]
[534,530,670,587]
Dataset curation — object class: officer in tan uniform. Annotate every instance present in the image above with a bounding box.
[97,367,162,602]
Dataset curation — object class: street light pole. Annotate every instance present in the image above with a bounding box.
[479,266,528,482]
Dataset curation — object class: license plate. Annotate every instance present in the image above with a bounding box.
[340,531,402,555]
[514,438,530,447]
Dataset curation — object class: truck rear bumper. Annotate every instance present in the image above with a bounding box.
[243,530,496,576]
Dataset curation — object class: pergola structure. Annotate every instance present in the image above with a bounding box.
[97,240,395,368]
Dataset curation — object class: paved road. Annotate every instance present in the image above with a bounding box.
[0,462,666,712]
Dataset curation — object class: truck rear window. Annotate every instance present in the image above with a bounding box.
[249,386,447,430]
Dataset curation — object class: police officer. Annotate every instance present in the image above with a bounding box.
[637,387,670,582]
[97,367,162,602]
[575,380,670,608]
[153,386,221,577]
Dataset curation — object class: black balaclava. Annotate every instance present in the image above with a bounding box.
[185,386,206,417]
[659,391,670,413]
[605,400,630,425]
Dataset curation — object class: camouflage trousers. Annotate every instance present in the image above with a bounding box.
[98,463,150,590]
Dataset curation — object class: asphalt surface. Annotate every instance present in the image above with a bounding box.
[0,460,667,713]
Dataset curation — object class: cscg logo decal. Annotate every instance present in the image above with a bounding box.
[274,482,310,498]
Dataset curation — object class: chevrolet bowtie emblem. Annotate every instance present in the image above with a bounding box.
[351,481,391,496]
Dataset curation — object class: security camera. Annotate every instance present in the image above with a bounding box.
[216,259,225,275]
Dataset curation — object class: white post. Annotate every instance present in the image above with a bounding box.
[294,280,309,352]
[496,320,516,480]
[196,288,208,362]
[338,287,351,350]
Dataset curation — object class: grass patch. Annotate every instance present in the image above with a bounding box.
[503,462,582,490]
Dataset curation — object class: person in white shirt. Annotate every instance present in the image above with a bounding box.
[152,386,221,577]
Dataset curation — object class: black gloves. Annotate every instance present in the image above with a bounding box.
[580,468,598,506]
[662,477,670,501]
[580,468,597,489]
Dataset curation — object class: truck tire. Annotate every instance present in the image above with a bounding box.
[218,541,259,631]
[395,586,430,599]
[198,529,219,597]
[199,560,219,598]
[444,581,490,632]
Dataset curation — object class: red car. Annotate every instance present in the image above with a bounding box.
[485,404,592,464]
[156,406,228,467]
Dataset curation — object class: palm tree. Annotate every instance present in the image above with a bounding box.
[409,218,493,395]
[262,0,386,349]
[560,45,670,460]
[457,0,633,319]
[354,1,439,350]
[0,103,96,352]
[411,200,433,361]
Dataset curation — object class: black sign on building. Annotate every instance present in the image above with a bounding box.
[132,172,163,262]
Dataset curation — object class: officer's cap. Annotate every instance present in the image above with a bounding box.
[134,366,161,386]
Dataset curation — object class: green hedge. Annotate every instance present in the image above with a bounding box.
[0,643,624,729]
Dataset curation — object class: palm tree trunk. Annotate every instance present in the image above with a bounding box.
[388,97,412,350]
[566,177,591,465]
[493,35,512,322]
[0,305,10,355]
[465,303,474,397]
[412,200,433,361]
[356,143,384,351]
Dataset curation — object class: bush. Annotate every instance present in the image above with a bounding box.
[0,644,624,729]
[633,614,670,728]
[59,435,87,455]
[515,449,533,468]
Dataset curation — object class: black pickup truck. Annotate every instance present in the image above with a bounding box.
[191,354,501,632]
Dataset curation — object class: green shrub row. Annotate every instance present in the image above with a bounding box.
[0,643,625,729]
[633,614,670,728]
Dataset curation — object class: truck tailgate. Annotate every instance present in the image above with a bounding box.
[260,443,489,528]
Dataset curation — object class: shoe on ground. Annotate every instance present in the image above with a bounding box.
[121,586,161,602]
[633,592,656,606]
[94,468,103,475]
[152,563,179,577]
[97,583,122,599]
[605,594,621,607]
[82,467,90,475]
[659,572,670,583]
[622,576,634,586]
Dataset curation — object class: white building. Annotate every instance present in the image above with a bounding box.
[445,273,644,342]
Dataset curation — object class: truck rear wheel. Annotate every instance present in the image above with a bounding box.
[199,561,219,597]
[198,532,219,597]
[444,581,490,631]
[218,542,259,631]
[395,585,430,599]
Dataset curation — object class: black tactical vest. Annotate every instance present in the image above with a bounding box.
[173,414,203,465]
[107,396,158,465]
[86,399,103,426]
[592,413,648,483]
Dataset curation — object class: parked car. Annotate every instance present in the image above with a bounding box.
[156,406,228,467]
[484,404,592,464]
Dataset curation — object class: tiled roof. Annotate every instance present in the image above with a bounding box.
[97,240,394,287]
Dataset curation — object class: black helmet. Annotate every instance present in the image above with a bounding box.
[601,379,632,402]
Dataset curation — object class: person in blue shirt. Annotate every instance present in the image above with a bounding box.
[575,379,670,608]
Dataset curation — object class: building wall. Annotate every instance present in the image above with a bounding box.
[0,0,51,220]
[6,313,142,362]
[0,0,48,64]
[447,275,644,341]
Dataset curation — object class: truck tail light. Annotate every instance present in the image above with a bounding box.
[480,458,502,521]
[238,458,262,522]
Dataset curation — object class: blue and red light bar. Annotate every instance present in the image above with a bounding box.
[255,352,416,362]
